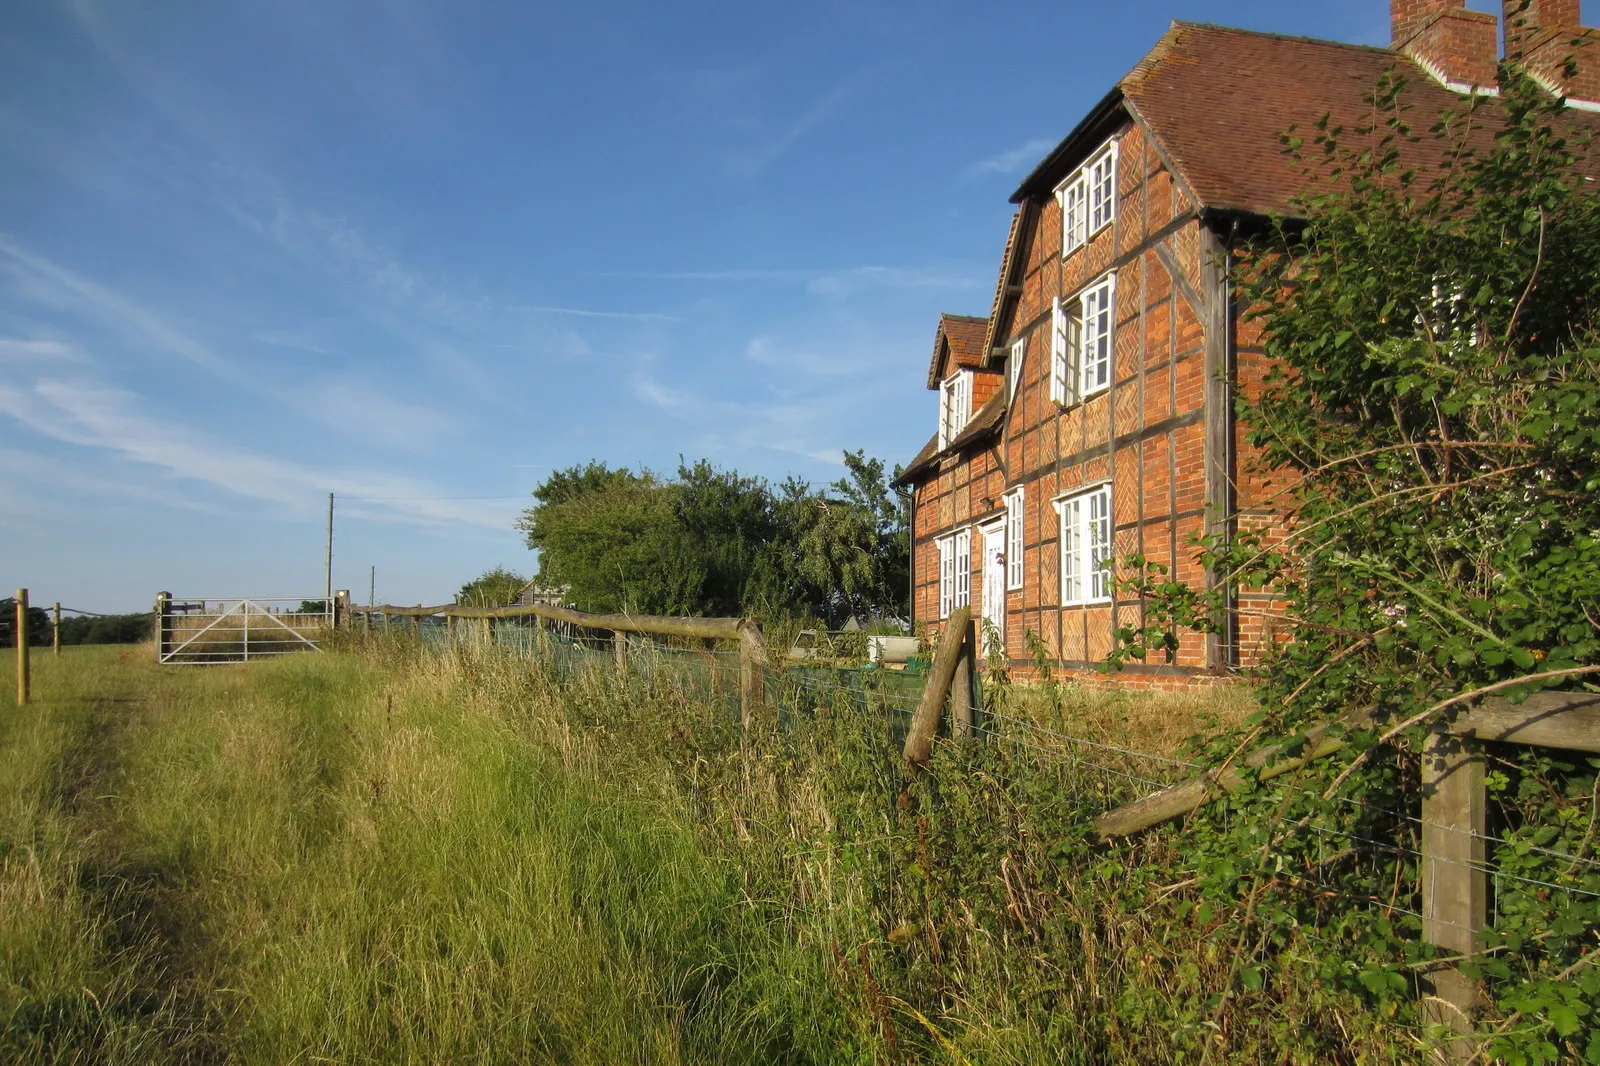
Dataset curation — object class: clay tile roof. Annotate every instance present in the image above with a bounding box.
[1016,21,1600,217]
[893,389,1007,488]
[926,313,991,388]
[893,434,940,488]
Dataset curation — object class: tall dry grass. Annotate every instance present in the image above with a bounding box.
[0,639,1419,1064]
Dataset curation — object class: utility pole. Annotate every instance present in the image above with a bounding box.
[325,492,334,616]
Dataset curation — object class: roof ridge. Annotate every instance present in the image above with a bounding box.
[1166,19,1396,56]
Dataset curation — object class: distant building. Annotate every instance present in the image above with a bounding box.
[515,580,569,608]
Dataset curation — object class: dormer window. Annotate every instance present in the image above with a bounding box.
[1056,139,1118,256]
[939,370,972,450]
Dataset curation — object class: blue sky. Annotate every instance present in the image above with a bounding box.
[0,0,1530,611]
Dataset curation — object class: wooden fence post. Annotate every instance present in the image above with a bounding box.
[904,607,971,766]
[446,615,458,644]
[613,630,627,673]
[951,616,977,739]
[14,588,29,706]
[485,616,497,648]
[52,602,61,657]
[1421,727,1486,1058]
[154,592,171,663]
[334,590,350,629]
[739,620,768,729]
[410,614,419,643]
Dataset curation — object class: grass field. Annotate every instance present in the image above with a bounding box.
[1,644,843,1064]
[1,642,1415,1065]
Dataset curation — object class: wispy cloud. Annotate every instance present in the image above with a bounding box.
[0,233,248,383]
[509,305,680,322]
[727,80,853,178]
[805,266,984,298]
[0,447,221,516]
[0,378,509,530]
[963,138,1055,179]
[594,265,984,295]
[744,336,855,378]
[0,337,82,363]
[630,350,904,469]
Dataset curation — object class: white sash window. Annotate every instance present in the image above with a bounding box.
[1005,488,1025,590]
[1055,138,1117,257]
[1079,273,1116,398]
[936,529,972,617]
[938,371,972,450]
[1055,484,1113,605]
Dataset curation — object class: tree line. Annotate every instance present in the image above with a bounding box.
[458,451,910,628]
[0,600,152,646]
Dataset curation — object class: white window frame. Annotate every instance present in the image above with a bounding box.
[1078,272,1116,398]
[1055,138,1117,257]
[1008,336,1026,401]
[1054,484,1113,606]
[938,370,972,450]
[936,529,971,618]
[954,528,971,610]
[1087,142,1118,235]
[1058,175,1087,255]
[938,537,954,618]
[1004,488,1025,591]
[1049,297,1079,406]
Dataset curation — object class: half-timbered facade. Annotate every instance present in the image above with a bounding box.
[899,0,1600,685]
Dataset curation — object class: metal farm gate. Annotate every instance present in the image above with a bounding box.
[155,594,335,665]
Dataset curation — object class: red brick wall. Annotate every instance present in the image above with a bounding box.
[907,115,1299,687]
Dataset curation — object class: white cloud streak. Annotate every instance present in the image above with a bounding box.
[0,378,511,531]
[963,138,1055,178]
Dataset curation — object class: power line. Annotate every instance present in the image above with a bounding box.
[340,494,530,502]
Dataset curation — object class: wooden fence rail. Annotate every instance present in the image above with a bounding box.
[351,602,766,725]
[1091,688,1600,1059]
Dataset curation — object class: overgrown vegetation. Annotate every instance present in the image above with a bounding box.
[1113,68,1600,1062]
[515,451,909,626]
[9,638,1421,1065]
[456,565,527,607]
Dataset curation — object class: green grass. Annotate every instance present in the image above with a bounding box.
[1,642,1421,1064]
[0,646,839,1064]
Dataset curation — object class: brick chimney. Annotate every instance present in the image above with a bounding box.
[1392,0,1500,92]
[1503,0,1600,104]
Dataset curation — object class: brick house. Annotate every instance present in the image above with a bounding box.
[897,0,1600,686]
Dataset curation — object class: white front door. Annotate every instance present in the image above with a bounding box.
[978,520,1006,658]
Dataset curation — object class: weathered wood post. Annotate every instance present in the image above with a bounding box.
[904,606,971,766]
[1420,726,1486,1058]
[446,614,458,645]
[410,612,419,643]
[613,630,628,674]
[14,588,29,706]
[154,592,171,663]
[738,619,769,729]
[334,589,350,630]
[52,602,61,657]
[485,616,498,648]
[951,616,977,739]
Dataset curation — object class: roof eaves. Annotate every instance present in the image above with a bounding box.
[1010,85,1129,204]
[892,433,940,488]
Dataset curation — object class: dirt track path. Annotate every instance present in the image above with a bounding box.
[46,670,231,1064]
